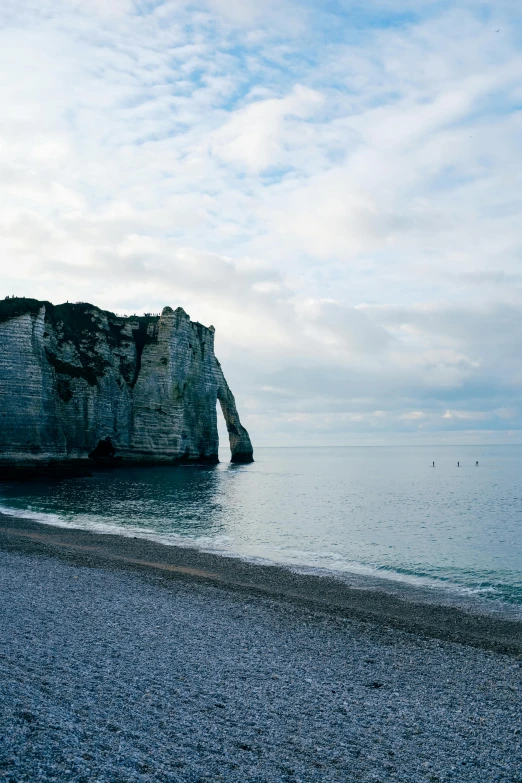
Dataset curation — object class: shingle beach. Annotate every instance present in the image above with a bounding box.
[1,514,521,783]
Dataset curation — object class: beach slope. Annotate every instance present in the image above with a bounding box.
[1,515,521,782]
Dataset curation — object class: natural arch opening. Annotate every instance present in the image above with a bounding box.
[216,383,254,464]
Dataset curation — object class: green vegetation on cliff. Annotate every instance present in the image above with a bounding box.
[0,297,159,387]
[0,297,44,324]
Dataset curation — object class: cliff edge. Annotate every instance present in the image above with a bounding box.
[0,298,253,467]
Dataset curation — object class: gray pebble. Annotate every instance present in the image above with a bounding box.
[0,550,521,782]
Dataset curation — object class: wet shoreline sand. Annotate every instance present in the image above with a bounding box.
[1,513,521,656]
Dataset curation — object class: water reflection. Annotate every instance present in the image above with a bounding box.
[0,463,227,539]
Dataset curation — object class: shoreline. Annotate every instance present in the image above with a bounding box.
[3,501,516,613]
[1,512,521,655]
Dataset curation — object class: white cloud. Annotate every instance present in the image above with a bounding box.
[64,0,135,16]
[298,299,392,356]
[442,410,488,420]
[401,411,426,420]
[0,0,521,443]
[209,85,323,173]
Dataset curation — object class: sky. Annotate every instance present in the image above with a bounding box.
[1,0,521,446]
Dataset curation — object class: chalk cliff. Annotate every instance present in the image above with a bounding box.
[0,298,253,466]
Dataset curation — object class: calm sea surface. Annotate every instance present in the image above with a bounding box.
[1,446,521,608]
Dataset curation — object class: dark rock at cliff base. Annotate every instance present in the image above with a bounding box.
[88,437,116,461]
[230,451,255,464]
[0,461,93,481]
[0,298,253,467]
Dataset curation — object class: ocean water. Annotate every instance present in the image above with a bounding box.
[1,445,521,608]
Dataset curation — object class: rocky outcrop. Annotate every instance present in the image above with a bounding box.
[0,298,253,467]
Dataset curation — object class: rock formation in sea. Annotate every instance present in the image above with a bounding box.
[0,298,253,467]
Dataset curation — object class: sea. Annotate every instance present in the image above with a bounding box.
[1,445,521,613]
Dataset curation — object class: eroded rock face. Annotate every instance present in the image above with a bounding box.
[0,298,253,465]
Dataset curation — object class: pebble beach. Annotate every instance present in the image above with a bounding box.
[1,514,521,783]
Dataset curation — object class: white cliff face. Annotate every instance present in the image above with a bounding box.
[0,308,67,462]
[0,299,253,465]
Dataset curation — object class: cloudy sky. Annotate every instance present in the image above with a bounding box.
[1,0,521,446]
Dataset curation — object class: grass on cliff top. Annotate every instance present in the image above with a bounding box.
[0,297,159,337]
[0,297,159,327]
[0,297,45,324]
